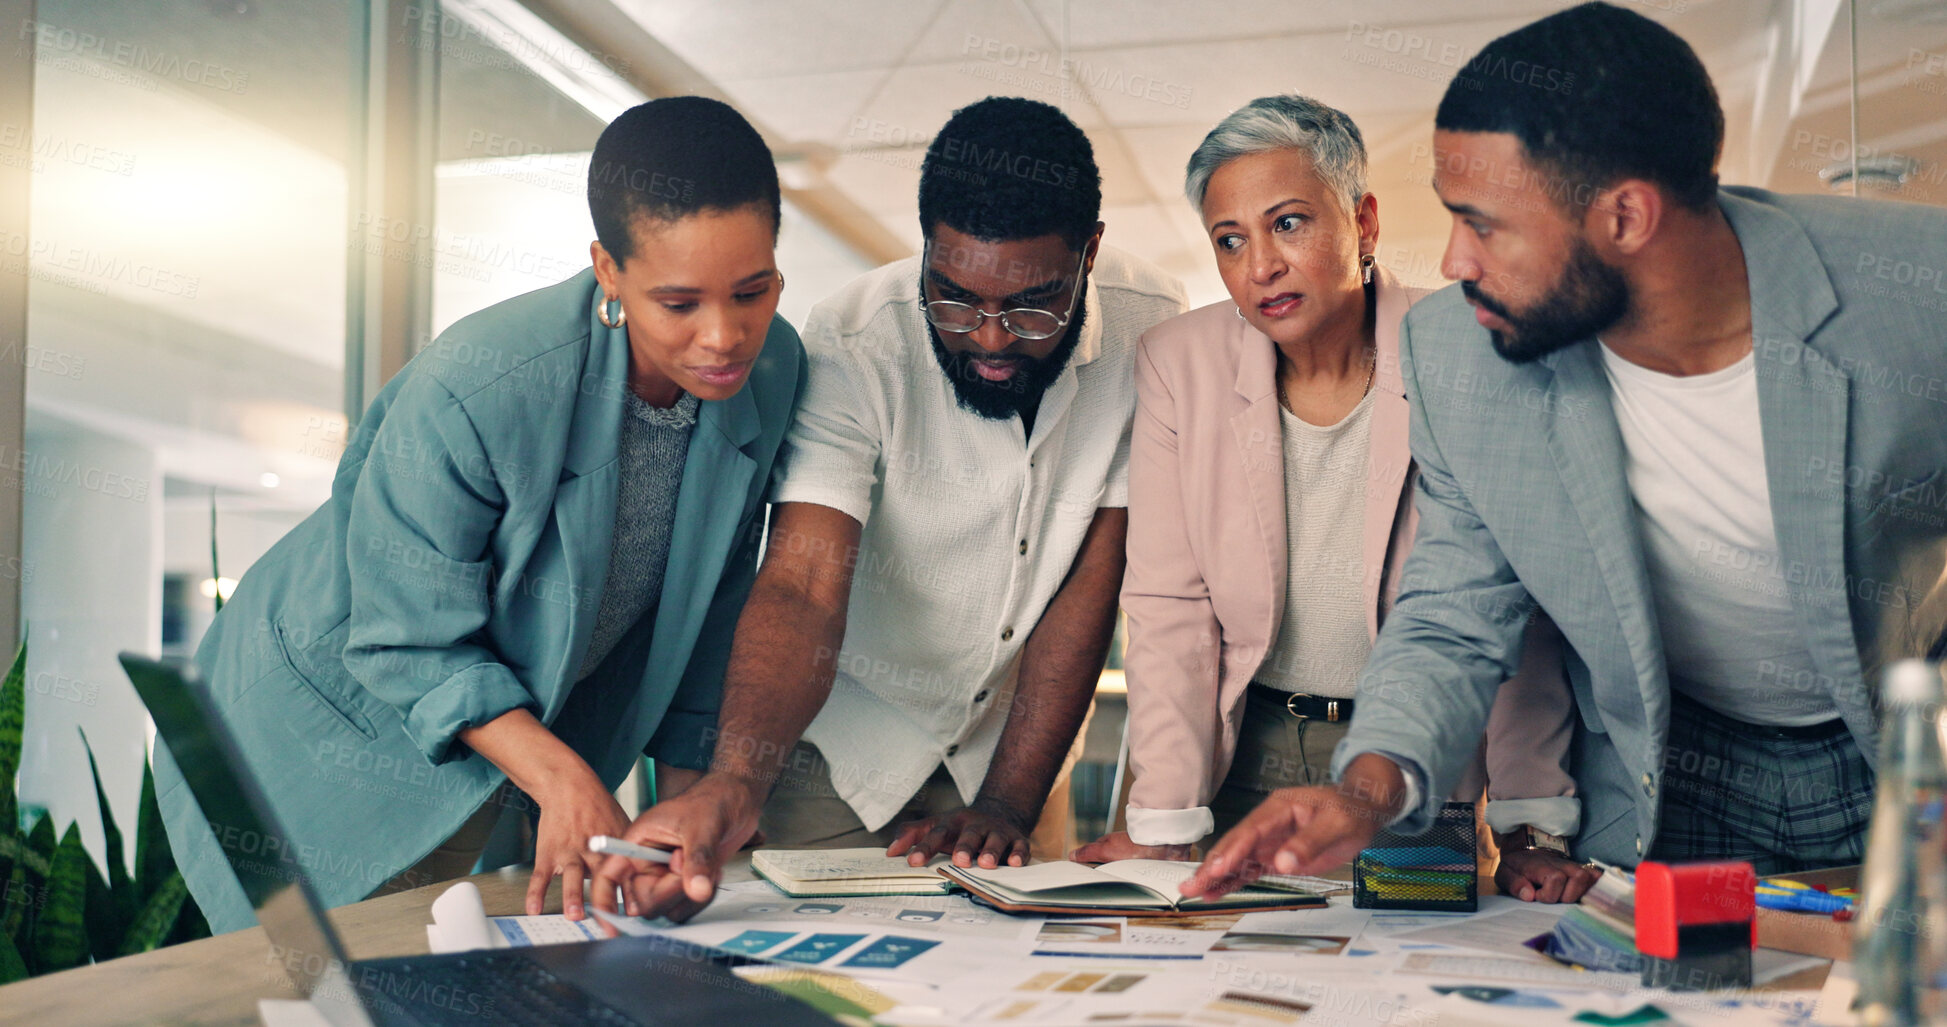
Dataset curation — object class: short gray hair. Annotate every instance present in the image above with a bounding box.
[1184,95,1368,215]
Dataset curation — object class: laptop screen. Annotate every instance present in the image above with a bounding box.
[119,653,357,1005]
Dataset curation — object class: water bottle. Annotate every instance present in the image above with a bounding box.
[1853,660,1947,1026]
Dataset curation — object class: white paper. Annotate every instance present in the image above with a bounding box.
[933,959,1337,1025]
[1031,914,1237,958]
[693,880,1041,941]
[651,920,1002,982]
[1395,951,1640,991]
[1230,902,1375,941]
[1389,904,1565,958]
[486,914,609,947]
[256,998,333,1027]
[751,847,950,885]
[425,881,503,953]
[1813,960,1857,1026]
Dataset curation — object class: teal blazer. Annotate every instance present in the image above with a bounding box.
[156,268,805,932]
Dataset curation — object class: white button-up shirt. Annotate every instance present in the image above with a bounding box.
[773,246,1186,830]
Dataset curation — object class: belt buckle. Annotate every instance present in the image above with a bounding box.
[1285,693,1309,720]
[1327,699,1340,723]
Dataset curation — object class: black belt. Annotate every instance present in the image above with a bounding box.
[1249,682,1354,722]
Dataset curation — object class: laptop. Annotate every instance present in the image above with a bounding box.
[121,653,836,1027]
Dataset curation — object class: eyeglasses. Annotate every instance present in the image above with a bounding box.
[921,247,1088,341]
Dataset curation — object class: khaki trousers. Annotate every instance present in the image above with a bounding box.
[758,741,1076,860]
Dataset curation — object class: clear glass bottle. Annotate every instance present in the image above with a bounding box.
[1853,660,1947,1026]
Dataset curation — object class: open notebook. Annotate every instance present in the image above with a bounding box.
[938,860,1326,917]
[751,848,954,897]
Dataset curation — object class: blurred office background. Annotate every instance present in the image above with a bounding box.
[3,0,1943,867]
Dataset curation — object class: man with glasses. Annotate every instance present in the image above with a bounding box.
[594,97,1185,919]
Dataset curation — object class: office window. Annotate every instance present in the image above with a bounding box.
[17,0,360,863]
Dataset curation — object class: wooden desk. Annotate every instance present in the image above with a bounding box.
[0,862,760,1027]
[0,861,1830,1026]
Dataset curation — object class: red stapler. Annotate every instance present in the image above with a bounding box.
[1635,861,1756,991]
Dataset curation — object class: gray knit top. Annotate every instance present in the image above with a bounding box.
[575,390,700,680]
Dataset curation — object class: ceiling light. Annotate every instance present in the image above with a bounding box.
[1869,0,1947,24]
[440,0,649,122]
[199,577,238,601]
[1819,155,1919,190]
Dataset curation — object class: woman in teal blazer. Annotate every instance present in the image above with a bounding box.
[157,98,806,933]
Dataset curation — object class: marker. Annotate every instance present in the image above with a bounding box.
[588,836,674,864]
[1755,880,1852,914]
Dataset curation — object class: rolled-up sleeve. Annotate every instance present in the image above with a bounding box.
[343,374,536,765]
[1483,613,1581,836]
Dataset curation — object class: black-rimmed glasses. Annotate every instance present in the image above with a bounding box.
[921,247,1087,341]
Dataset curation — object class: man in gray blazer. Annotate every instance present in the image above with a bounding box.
[1185,1,1947,901]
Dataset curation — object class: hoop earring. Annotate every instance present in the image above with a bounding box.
[597,295,626,329]
[1235,306,1246,320]
[1360,253,1376,286]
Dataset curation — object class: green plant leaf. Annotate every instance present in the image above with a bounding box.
[30,822,88,973]
[77,729,136,936]
[0,929,25,985]
[134,758,171,900]
[0,639,24,834]
[210,489,223,614]
[82,850,119,964]
[164,895,209,946]
[0,830,52,877]
[117,871,187,957]
[2,813,53,949]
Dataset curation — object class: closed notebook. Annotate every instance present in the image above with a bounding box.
[938,860,1326,917]
[751,848,954,897]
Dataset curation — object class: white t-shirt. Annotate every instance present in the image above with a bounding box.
[1598,344,1836,726]
[772,246,1187,830]
[1252,391,1375,699]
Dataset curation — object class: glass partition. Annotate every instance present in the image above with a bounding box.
[18,0,361,871]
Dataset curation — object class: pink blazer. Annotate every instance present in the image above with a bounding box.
[1120,268,1577,831]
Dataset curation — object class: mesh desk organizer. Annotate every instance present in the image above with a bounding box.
[1352,801,1479,912]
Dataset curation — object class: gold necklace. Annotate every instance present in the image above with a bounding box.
[1277,345,1376,413]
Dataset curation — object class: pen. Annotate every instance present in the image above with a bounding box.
[587,836,674,864]
[1755,882,1852,914]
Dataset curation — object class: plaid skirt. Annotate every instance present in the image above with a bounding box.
[1649,691,1875,876]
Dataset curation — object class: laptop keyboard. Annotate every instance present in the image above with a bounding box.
[354,951,643,1026]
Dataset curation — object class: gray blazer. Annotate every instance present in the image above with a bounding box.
[1336,187,1947,867]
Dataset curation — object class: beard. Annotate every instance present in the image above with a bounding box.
[1467,236,1629,365]
[925,292,1089,421]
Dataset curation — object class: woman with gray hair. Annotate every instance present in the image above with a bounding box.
[1074,95,1588,904]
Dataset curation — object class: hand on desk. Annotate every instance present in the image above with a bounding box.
[1069,831,1194,864]
[456,708,632,922]
[1493,843,1600,903]
[530,775,631,920]
[589,773,762,923]
[887,800,1033,869]
[1179,753,1405,900]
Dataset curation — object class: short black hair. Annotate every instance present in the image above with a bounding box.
[587,96,781,265]
[919,97,1101,249]
[1436,2,1723,212]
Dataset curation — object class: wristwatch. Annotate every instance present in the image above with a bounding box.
[1506,825,1571,859]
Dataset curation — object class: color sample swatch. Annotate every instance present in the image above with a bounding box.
[840,935,941,969]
